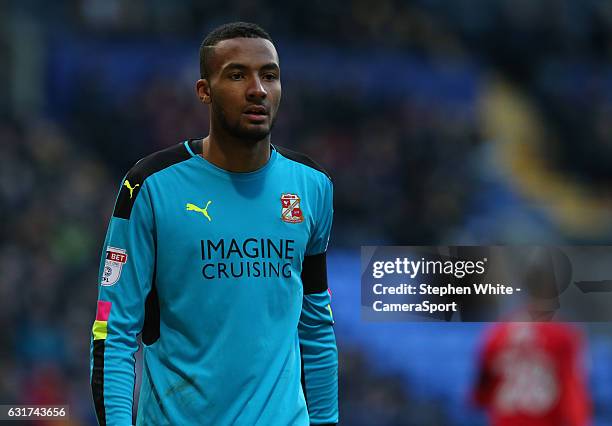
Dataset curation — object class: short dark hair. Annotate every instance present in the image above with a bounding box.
[199,22,273,79]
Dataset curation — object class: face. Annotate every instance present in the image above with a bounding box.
[197,37,281,142]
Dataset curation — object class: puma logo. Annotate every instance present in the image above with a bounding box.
[186,201,212,222]
[123,180,140,199]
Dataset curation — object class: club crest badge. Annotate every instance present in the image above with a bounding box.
[281,193,304,223]
[101,246,128,286]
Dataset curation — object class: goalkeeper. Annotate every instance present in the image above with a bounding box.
[90,22,338,426]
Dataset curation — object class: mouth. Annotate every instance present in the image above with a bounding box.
[242,105,269,123]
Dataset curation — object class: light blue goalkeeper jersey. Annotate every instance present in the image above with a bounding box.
[90,139,338,426]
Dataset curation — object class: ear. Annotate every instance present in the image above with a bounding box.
[196,79,211,104]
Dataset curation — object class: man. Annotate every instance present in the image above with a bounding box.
[90,22,338,425]
[473,322,591,426]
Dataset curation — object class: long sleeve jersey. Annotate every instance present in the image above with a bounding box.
[90,139,338,426]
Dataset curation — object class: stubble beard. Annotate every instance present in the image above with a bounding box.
[215,105,276,143]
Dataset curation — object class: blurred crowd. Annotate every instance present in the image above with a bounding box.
[2,0,612,424]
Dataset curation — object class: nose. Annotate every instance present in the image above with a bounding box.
[246,76,267,101]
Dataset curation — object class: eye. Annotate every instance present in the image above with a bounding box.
[229,72,244,81]
[262,73,279,81]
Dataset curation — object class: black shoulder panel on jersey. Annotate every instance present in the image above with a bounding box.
[274,145,331,180]
[301,252,328,294]
[188,138,203,155]
[113,142,192,219]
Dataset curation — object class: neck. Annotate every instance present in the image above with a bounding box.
[202,127,271,173]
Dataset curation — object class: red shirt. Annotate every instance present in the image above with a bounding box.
[473,322,591,426]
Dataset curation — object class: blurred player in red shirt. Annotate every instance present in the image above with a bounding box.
[473,322,591,426]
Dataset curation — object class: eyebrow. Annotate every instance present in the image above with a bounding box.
[222,62,280,72]
[260,63,280,71]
